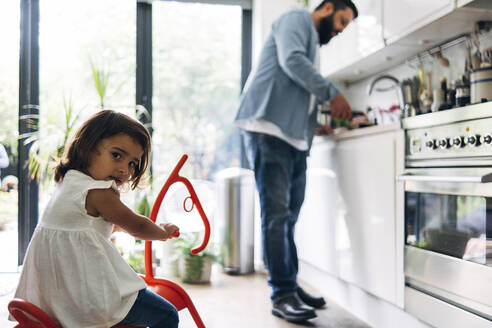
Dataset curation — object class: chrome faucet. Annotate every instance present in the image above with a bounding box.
[367,74,404,111]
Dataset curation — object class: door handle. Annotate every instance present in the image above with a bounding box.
[397,173,492,183]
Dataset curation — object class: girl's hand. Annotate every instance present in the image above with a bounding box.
[159,223,179,241]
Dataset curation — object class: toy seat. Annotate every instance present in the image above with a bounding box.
[8,155,209,328]
[8,298,142,328]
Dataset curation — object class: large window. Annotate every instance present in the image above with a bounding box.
[10,0,249,270]
[0,1,20,273]
[38,0,136,204]
[152,1,242,183]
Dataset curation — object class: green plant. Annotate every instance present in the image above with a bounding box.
[20,94,81,184]
[90,60,110,109]
[171,232,223,283]
[20,60,150,186]
[126,250,145,273]
[332,117,352,129]
[297,0,309,8]
[136,191,151,218]
[172,232,221,261]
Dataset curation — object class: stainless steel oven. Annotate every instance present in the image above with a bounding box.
[400,102,492,327]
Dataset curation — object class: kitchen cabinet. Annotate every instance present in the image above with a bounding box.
[320,0,384,77]
[296,124,405,307]
[320,0,492,83]
[296,137,338,275]
[334,125,404,306]
[383,0,453,44]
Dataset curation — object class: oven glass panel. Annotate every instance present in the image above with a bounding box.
[405,192,492,266]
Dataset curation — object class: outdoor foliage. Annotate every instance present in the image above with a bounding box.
[152,2,242,181]
[19,95,80,184]
[0,1,20,158]
[0,0,241,272]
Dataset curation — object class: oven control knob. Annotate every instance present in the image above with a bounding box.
[467,135,481,147]
[426,140,435,149]
[439,138,450,149]
[453,136,464,148]
[482,134,492,145]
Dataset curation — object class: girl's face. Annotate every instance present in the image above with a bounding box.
[86,134,144,186]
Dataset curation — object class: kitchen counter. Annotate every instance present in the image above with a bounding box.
[313,122,402,145]
[334,122,402,141]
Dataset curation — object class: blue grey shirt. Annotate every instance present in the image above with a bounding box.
[234,9,339,149]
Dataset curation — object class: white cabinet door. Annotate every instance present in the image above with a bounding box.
[383,0,452,43]
[296,137,338,275]
[334,130,404,305]
[320,0,384,77]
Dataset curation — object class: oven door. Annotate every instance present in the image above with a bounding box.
[399,167,492,321]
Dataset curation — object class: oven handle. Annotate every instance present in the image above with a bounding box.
[397,172,492,183]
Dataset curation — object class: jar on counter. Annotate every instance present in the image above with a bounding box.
[455,81,470,107]
[317,101,331,126]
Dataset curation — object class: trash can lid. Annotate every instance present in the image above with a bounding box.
[214,167,255,184]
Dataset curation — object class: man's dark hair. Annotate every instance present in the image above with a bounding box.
[315,0,358,19]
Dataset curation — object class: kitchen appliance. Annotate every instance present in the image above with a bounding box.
[400,102,492,327]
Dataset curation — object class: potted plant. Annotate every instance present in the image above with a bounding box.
[172,232,223,284]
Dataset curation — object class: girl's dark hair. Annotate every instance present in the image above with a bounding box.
[315,0,358,18]
[54,110,151,189]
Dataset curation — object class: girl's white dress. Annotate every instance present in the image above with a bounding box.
[12,170,146,328]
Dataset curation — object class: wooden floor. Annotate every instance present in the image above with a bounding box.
[176,266,370,328]
[1,267,371,327]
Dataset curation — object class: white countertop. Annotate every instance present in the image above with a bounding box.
[313,122,402,144]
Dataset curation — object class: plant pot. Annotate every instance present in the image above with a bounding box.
[179,256,212,284]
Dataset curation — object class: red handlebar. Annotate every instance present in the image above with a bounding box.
[145,155,211,279]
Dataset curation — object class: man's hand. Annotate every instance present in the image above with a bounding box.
[315,124,334,136]
[330,93,352,121]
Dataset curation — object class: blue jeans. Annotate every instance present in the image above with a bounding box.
[118,288,179,328]
[243,131,307,301]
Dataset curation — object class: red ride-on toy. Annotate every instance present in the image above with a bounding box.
[8,155,210,328]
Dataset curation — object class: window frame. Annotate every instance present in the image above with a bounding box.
[17,0,252,264]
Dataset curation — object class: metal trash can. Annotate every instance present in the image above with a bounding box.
[215,167,255,274]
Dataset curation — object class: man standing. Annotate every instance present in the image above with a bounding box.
[234,0,358,323]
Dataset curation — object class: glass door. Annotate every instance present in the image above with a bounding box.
[0,0,20,273]
[152,1,242,182]
[38,0,136,211]
[151,1,243,276]
[405,192,492,265]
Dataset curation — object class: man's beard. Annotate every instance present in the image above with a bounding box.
[318,14,335,46]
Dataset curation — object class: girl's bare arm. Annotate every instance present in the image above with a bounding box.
[86,188,178,241]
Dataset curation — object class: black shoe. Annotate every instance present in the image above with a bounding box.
[297,286,326,309]
[272,294,317,323]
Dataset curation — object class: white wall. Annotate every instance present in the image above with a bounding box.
[251,0,303,64]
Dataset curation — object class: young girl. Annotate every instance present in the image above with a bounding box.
[12,110,180,328]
